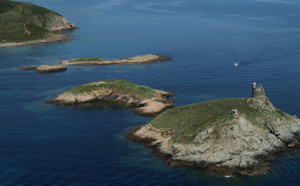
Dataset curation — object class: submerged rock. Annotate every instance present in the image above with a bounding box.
[127,83,300,175]
[47,79,174,116]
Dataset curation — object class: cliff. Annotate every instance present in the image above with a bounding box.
[0,0,76,45]
[127,83,300,175]
[48,79,174,116]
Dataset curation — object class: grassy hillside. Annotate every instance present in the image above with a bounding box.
[66,80,156,100]
[150,98,291,143]
[0,0,62,42]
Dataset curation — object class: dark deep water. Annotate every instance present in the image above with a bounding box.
[1,0,300,185]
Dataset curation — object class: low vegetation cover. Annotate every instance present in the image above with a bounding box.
[0,0,60,42]
[66,79,156,100]
[69,57,106,62]
[150,98,291,143]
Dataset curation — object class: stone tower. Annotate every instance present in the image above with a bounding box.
[252,82,265,98]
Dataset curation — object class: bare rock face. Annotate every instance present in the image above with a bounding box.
[129,83,300,175]
[46,16,76,31]
[35,65,67,73]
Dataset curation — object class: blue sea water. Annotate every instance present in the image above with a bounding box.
[1,0,300,185]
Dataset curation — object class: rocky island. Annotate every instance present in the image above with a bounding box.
[48,79,174,116]
[20,65,67,73]
[0,0,77,47]
[126,83,300,175]
[61,54,171,66]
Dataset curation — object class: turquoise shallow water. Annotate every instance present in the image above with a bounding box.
[1,0,300,185]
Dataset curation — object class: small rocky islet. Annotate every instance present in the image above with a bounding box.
[126,83,300,175]
[19,54,171,73]
[61,54,171,66]
[20,65,67,73]
[48,79,174,116]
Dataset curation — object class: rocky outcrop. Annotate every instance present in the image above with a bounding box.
[127,83,300,175]
[61,54,171,66]
[46,16,76,31]
[20,65,67,73]
[48,80,174,116]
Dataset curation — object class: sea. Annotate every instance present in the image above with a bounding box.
[1,0,300,185]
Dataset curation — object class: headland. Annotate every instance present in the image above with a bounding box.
[0,0,77,47]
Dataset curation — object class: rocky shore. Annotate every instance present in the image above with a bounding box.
[0,35,69,47]
[61,54,171,66]
[20,65,67,73]
[48,79,174,116]
[126,83,300,175]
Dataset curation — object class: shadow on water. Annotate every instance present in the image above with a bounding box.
[65,99,132,111]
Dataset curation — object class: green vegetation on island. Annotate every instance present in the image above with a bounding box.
[61,54,172,66]
[69,57,106,63]
[151,97,291,144]
[128,83,300,175]
[48,79,174,116]
[67,79,156,100]
[0,0,75,44]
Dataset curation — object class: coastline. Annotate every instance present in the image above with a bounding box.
[0,35,69,47]
[125,126,284,176]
